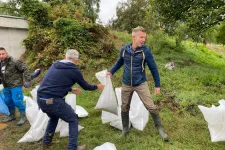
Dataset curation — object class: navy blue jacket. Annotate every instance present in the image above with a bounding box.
[38,60,97,98]
[110,43,160,87]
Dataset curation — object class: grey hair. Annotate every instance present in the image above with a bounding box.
[66,49,79,59]
[132,26,146,36]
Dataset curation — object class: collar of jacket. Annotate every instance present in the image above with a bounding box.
[126,43,146,52]
[1,56,12,64]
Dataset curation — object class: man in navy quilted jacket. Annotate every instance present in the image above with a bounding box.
[37,49,104,150]
[107,26,169,141]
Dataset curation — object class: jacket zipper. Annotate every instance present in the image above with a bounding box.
[131,54,133,86]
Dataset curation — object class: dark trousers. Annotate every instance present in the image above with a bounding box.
[37,96,79,150]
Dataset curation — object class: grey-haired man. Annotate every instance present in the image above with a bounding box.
[37,49,104,150]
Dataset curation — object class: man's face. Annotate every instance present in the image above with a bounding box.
[132,31,147,47]
[0,50,8,61]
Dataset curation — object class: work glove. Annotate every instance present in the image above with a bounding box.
[24,81,31,88]
[31,69,41,79]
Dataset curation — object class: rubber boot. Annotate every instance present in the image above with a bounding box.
[1,109,16,123]
[150,113,169,141]
[17,111,26,126]
[120,112,130,136]
[77,144,87,150]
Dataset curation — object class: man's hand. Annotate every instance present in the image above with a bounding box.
[97,84,104,91]
[154,87,160,95]
[106,72,112,77]
[24,81,31,88]
[71,88,82,95]
[31,69,41,79]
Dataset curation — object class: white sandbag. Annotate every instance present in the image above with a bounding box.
[108,106,131,130]
[113,88,149,131]
[95,70,118,115]
[55,119,63,133]
[76,105,88,117]
[65,94,76,111]
[198,99,225,142]
[0,84,4,91]
[93,142,117,150]
[30,85,40,102]
[100,89,121,124]
[59,121,84,137]
[101,110,118,124]
[25,96,39,125]
[18,110,49,143]
[18,94,81,143]
[109,107,123,130]
[129,92,149,131]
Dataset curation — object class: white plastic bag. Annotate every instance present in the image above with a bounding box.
[76,105,88,117]
[129,91,149,131]
[59,121,84,137]
[106,87,148,131]
[0,84,4,91]
[18,110,49,143]
[30,85,40,102]
[25,96,39,125]
[65,94,76,111]
[198,99,225,142]
[93,142,117,150]
[101,110,118,124]
[18,94,83,143]
[95,70,118,115]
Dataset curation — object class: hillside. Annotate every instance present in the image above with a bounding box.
[0,31,225,150]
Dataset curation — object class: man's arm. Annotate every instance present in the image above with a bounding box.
[75,70,98,91]
[145,48,160,88]
[109,48,124,75]
[15,60,32,82]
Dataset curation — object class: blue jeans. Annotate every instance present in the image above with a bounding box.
[37,96,79,150]
[3,86,25,112]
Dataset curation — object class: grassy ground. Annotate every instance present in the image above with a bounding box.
[1,32,225,150]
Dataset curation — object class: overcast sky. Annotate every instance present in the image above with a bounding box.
[98,0,127,25]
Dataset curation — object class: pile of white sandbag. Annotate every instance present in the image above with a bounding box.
[18,91,88,143]
[95,70,149,131]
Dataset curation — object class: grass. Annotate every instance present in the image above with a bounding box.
[1,31,225,149]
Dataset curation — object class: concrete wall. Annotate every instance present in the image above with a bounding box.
[0,15,28,59]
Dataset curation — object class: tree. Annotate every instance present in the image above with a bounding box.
[152,0,225,39]
[216,22,225,45]
[0,0,20,16]
[112,0,156,33]
[83,0,100,23]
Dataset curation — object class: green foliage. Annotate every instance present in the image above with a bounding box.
[83,0,100,23]
[112,0,155,33]
[0,0,19,16]
[146,31,176,54]
[19,0,51,27]
[216,22,225,45]
[202,27,217,44]
[152,0,225,42]
[53,18,89,48]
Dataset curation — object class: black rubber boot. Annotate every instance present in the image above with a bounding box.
[150,113,169,141]
[17,111,26,126]
[120,112,130,136]
[1,109,16,123]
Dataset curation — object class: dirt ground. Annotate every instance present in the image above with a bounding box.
[0,123,8,131]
